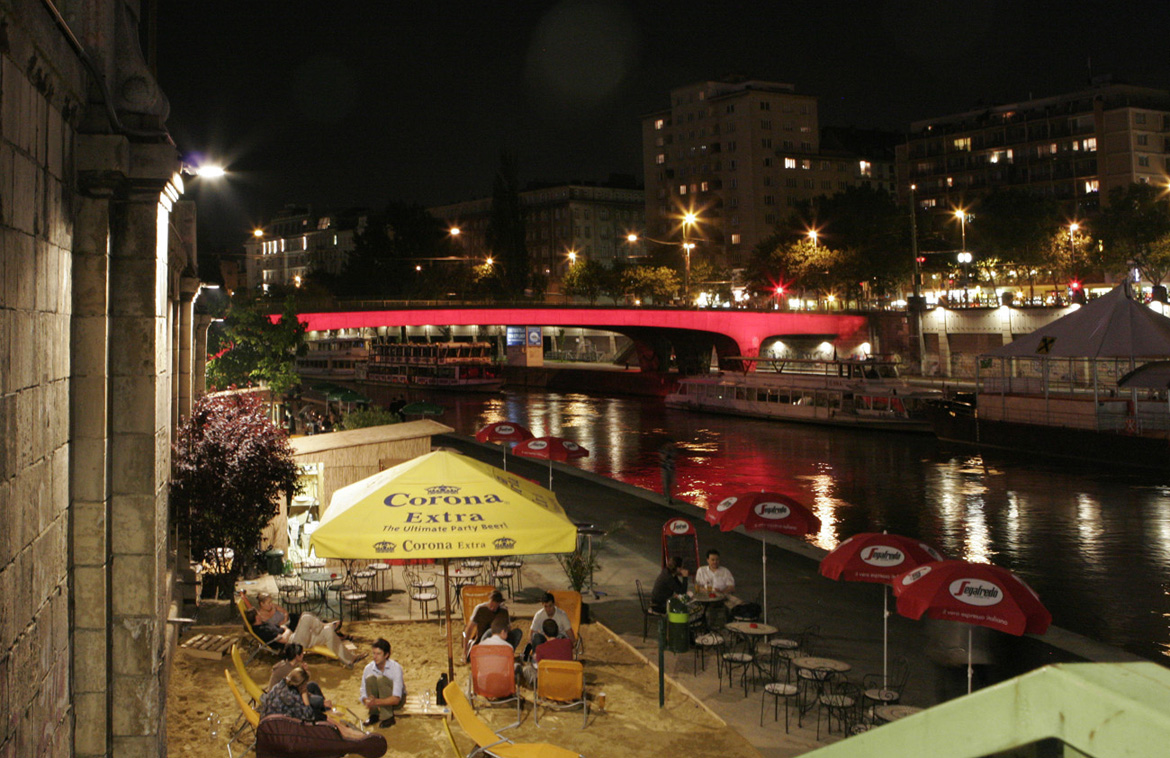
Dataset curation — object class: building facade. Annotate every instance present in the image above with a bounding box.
[244,207,366,291]
[896,82,1170,214]
[641,78,897,268]
[429,182,646,281]
[0,1,206,756]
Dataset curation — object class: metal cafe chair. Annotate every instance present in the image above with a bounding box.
[634,580,664,641]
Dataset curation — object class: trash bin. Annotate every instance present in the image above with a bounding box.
[666,596,690,653]
[264,549,285,576]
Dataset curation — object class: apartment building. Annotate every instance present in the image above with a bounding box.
[244,206,367,290]
[896,81,1170,214]
[428,181,646,280]
[641,78,896,267]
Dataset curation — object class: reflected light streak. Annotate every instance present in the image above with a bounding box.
[1076,493,1103,546]
[808,473,841,551]
[1147,493,1170,566]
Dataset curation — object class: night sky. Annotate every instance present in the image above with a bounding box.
[156,1,1170,248]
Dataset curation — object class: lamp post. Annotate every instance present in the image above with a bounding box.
[626,210,702,306]
[954,208,971,303]
[909,184,926,374]
[807,229,819,248]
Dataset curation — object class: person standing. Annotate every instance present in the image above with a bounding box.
[360,638,405,728]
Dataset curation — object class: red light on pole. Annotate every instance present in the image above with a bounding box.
[1070,280,1082,291]
[915,256,926,264]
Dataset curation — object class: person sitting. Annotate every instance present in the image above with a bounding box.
[478,617,515,649]
[694,548,742,608]
[255,591,300,631]
[245,604,364,668]
[650,557,689,614]
[268,644,331,721]
[261,668,367,740]
[463,590,521,659]
[521,618,573,686]
[528,591,575,650]
[359,638,404,728]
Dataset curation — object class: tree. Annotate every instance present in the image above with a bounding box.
[1100,183,1170,287]
[334,202,451,299]
[484,151,530,296]
[171,393,300,594]
[206,296,307,399]
[562,258,606,304]
[620,265,679,303]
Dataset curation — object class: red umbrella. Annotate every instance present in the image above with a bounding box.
[706,491,820,624]
[893,559,1051,693]
[819,533,944,689]
[511,436,589,487]
[474,422,534,470]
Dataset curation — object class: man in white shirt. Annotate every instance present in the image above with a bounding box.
[359,638,405,728]
[529,592,576,648]
[694,549,742,608]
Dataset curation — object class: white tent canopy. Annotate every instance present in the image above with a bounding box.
[989,284,1170,359]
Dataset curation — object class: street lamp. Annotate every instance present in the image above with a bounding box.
[954,208,968,253]
[449,226,461,237]
[682,242,696,304]
[807,229,819,248]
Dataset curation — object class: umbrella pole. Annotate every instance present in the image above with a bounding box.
[548,459,553,489]
[882,585,889,691]
[761,541,767,625]
[444,558,455,683]
[502,445,507,471]
[967,626,973,695]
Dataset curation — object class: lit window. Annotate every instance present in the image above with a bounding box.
[946,177,954,187]
[859,160,872,177]
[656,153,665,164]
[1083,138,1096,151]
[1085,179,1099,193]
[731,234,741,245]
[953,137,971,151]
[679,185,687,195]
[700,181,709,191]
[922,198,937,208]
[655,119,664,130]
[785,157,796,169]
[800,159,811,170]
[1049,143,1058,154]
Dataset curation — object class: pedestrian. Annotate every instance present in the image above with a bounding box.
[658,439,679,503]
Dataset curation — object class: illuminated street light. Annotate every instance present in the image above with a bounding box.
[807,229,819,248]
[252,228,264,238]
[449,226,461,237]
[954,208,968,253]
[567,250,577,265]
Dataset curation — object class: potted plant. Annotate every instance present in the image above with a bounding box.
[556,521,624,622]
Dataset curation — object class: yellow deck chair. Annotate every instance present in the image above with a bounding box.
[549,590,583,655]
[534,660,588,729]
[225,669,261,758]
[230,644,265,704]
[443,682,582,758]
[236,596,338,663]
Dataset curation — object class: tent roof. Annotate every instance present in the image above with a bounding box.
[988,285,1170,358]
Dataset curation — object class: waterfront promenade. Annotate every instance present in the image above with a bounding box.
[425,434,1140,756]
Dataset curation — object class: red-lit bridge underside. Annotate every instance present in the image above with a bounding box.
[293,307,869,374]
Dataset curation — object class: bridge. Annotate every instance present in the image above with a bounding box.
[293,306,870,373]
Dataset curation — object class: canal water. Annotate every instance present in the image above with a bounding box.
[405,387,1170,664]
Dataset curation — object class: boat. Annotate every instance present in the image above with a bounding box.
[925,284,1170,469]
[665,356,939,432]
[296,336,369,380]
[364,339,503,392]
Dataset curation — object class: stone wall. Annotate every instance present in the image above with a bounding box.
[0,2,87,754]
[1,1,190,756]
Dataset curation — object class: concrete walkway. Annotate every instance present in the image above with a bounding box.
[239,433,1141,757]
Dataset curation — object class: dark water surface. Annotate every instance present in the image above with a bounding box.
[421,388,1170,663]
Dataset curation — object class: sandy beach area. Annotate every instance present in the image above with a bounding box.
[168,618,761,758]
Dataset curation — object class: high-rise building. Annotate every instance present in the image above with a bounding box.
[428,180,646,280]
[896,81,1170,214]
[641,78,896,268]
[244,206,367,291]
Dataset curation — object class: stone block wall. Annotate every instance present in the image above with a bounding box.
[0,3,85,754]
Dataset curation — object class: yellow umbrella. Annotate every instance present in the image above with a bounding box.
[310,450,579,678]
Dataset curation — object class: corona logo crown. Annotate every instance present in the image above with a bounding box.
[373,541,397,553]
[493,537,516,550]
[426,485,461,495]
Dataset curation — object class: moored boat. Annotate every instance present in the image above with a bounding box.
[665,357,938,432]
[364,339,503,392]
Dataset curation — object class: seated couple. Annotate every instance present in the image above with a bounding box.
[246,591,364,668]
[260,660,365,741]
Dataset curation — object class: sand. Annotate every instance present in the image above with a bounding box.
[167,620,762,758]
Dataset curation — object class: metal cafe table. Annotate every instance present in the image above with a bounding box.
[690,591,730,630]
[874,704,923,723]
[725,621,778,686]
